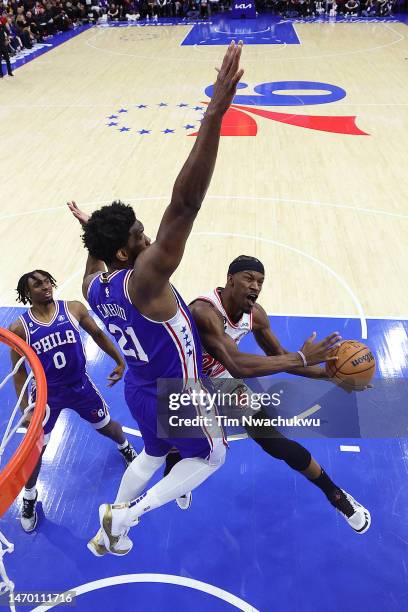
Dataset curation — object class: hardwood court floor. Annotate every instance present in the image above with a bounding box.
[1,18,407,318]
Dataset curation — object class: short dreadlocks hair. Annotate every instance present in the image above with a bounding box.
[16,270,57,305]
[82,201,136,265]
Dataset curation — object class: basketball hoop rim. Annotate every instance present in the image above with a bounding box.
[0,327,47,518]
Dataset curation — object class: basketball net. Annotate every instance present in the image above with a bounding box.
[0,353,36,612]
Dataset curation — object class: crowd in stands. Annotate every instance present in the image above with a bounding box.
[1,0,407,63]
[265,0,400,17]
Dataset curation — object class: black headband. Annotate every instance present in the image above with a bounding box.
[228,257,265,276]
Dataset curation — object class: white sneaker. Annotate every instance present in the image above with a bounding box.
[337,490,371,534]
[99,503,135,555]
[87,528,108,557]
[176,492,192,510]
[20,493,38,533]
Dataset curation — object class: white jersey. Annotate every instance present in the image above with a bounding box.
[195,288,253,378]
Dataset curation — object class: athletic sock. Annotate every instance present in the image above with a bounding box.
[23,486,37,501]
[117,439,129,450]
[309,469,355,517]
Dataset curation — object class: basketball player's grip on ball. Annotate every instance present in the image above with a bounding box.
[325,340,375,390]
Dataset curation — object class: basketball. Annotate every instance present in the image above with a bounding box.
[325,340,376,389]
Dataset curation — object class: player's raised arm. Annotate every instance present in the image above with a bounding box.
[133,41,244,290]
[67,202,106,299]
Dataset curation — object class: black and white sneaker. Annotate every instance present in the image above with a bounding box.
[118,443,137,466]
[20,493,38,533]
[333,489,371,534]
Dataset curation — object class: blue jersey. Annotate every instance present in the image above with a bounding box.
[87,270,202,394]
[20,301,87,389]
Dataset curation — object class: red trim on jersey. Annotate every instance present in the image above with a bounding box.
[164,322,188,382]
[214,289,243,329]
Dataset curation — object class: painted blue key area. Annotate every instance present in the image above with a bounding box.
[181,17,300,46]
[1,307,407,611]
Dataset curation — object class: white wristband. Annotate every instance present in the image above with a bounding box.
[297,350,308,367]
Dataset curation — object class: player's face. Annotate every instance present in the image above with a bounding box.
[27,273,54,305]
[231,270,264,313]
[125,220,151,266]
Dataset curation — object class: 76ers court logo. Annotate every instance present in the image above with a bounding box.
[105,80,368,138]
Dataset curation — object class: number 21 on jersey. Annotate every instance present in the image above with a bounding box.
[108,323,149,362]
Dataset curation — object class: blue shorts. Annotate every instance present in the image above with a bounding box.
[124,380,226,462]
[31,376,110,445]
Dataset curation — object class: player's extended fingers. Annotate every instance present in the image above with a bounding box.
[218,40,235,77]
[324,332,341,346]
[226,42,243,80]
[302,331,317,347]
[231,68,245,89]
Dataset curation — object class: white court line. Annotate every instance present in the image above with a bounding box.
[84,21,405,63]
[31,574,259,612]
[54,269,84,298]
[296,404,321,420]
[340,445,360,452]
[193,231,368,339]
[2,227,367,336]
[191,22,405,61]
[1,195,407,222]
[122,425,142,438]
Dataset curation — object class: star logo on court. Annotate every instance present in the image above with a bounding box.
[103,102,204,138]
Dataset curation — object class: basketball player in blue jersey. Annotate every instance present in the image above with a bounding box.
[188,255,371,534]
[69,42,342,557]
[9,269,137,533]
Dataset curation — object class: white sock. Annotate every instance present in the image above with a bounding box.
[115,449,166,503]
[117,439,129,450]
[128,456,223,522]
[23,486,37,500]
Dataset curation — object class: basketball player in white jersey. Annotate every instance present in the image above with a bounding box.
[188,255,371,534]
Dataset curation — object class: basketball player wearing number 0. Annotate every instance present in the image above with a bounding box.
[68,41,245,557]
[9,270,137,533]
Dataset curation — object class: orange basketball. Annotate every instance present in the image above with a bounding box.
[325,340,375,389]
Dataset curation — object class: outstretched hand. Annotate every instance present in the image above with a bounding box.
[67,201,90,226]
[210,40,244,115]
[107,363,125,387]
